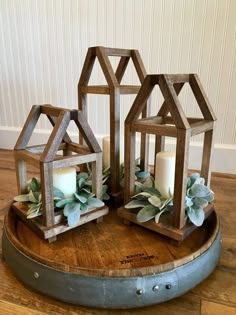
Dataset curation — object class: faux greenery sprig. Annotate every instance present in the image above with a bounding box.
[14,177,44,219]
[101,158,142,189]
[54,172,105,226]
[86,162,110,201]
[185,173,214,226]
[125,172,214,227]
[14,170,109,227]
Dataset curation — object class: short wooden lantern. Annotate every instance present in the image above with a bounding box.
[118,74,217,242]
[13,104,108,242]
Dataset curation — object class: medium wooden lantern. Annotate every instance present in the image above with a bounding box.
[78,46,148,201]
[13,104,108,242]
[118,74,217,241]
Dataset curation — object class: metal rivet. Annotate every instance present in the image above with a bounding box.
[165,283,172,290]
[34,272,39,279]
[152,285,159,292]
[136,289,143,295]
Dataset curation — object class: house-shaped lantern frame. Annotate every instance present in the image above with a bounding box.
[118,74,217,241]
[13,104,108,242]
[78,46,148,201]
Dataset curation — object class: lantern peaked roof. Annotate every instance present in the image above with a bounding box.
[14,104,101,162]
[121,73,216,241]
[125,74,216,130]
[78,46,147,93]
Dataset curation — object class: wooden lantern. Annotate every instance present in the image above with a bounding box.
[78,46,148,202]
[13,104,108,242]
[118,74,217,242]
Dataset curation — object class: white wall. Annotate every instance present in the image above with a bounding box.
[0,0,236,173]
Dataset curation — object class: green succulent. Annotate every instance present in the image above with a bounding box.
[124,172,214,227]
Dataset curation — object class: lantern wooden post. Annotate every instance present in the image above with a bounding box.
[118,74,217,241]
[13,105,108,242]
[78,46,148,203]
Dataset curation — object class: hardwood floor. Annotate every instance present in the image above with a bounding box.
[0,149,236,315]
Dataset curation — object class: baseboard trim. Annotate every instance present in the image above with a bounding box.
[0,127,235,174]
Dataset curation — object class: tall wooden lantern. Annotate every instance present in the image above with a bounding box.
[13,104,108,242]
[78,46,148,201]
[118,74,217,242]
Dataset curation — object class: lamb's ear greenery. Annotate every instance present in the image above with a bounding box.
[185,175,214,225]
[14,178,43,219]
[137,205,158,223]
[55,198,74,208]
[74,192,87,204]
[87,197,104,208]
[29,177,40,192]
[148,196,162,207]
[13,170,108,226]
[14,194,30,202]
[125,199,150,209]
[123,172,214,227]
[186,206,205,226]
[63,202,81,227]
[135,171,150,181]
[53,187,65,200]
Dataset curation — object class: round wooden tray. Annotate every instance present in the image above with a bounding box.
[2,205,221,309]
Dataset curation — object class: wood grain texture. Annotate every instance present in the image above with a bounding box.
[0,300,48,315]
[201,129,214,186]
[189,74,217,121]
[109,87,121,193]
[0,150,236,314]
[75,111,101,153]
[157,82,184,117]
[41,110,71,162]
[201,300,236,315]
[14,105,41,150]
[5,203,217,276]
[174,128,191,229]
[115,56,130,83]
[40,161,54,227]
[158,75,190,129]
[79,85,141,95]
[131,50,147,82]
[96,46,119,87]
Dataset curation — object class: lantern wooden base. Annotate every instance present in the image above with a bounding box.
[117,204,215,242]
[2,205,221,309]
[12,202,108,242]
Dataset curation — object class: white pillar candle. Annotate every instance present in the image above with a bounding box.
[53,167,77,198]
[102,136,110,169]
[102,135,124,168]
[154,151,176,198]
[120,135,124,164]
